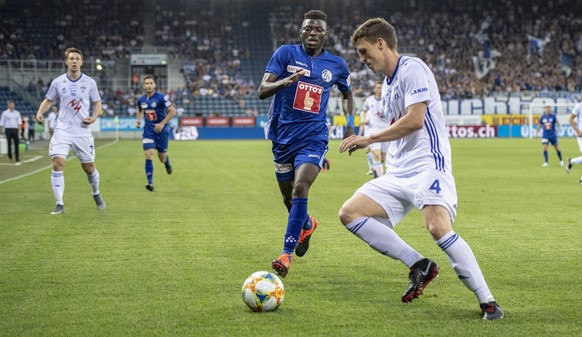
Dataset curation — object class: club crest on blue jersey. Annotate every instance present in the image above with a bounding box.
[322,69,332,82]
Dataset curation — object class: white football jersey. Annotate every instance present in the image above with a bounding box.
[46,73,101,136]
[362,95,390,130]
[382,56,451,175]
[571,102,582,132]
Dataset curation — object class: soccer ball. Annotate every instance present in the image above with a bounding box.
[241,271,285,312]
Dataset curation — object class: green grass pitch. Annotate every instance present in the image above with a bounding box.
[0,138,580,336]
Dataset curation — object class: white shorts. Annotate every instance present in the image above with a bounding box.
[49,133,95,163]
[356,168,458,228]
[577,137,582,153]
[365,127,389,153]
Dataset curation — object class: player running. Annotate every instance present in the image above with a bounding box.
[136,74,176,192]
[258,9,354,278]
[535,105,563,167]
[339,18,503,320]
[35,47,105,214]
[565,102,582,183]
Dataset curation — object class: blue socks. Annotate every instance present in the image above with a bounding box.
[543,150,548,163]
[165,156,171,168]
[283,198,308,254]
[145,159,153,184]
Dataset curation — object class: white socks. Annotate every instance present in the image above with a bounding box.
[345,217,422,267]
[345,218,495,304]
[571,156,582,165]
[51,171,64,205]
[366,152,374,169]
[436,231,493,303]
[87,169,100,195]
[373,162,384,177]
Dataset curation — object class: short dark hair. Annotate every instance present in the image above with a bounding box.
[143,74,156,82]
[351,18,397,50]
[65,47,83,60]
[304,9,327,22]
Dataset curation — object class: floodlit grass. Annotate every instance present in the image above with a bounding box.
[0,138,580,336]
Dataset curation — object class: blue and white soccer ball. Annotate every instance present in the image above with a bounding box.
[241,271,285,312]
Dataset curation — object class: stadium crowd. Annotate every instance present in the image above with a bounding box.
[1,0,581,117]
[271,0,582,99]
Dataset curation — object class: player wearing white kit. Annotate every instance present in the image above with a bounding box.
[339,18,503,320]
[360,81,390,178]
[36,47,106,214]
[565,102,582,183]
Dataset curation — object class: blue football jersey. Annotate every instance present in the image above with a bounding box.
[137,92,173,138]
[539,113,558,138]
[265,45,350,144]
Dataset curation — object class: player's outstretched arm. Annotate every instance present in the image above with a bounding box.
[258,70,306,100]
[136,107,143,128]
[154,105,177,133]
[534,122,542,138]
[352,101,427,147]
[36,98,53,124]
[83,101,102,125]
[339,134,370,156]
[342,90,355,138]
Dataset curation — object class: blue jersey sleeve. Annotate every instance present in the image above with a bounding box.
[265,45,290,78]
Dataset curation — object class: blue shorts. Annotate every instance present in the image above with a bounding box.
[143,128,169,152]
[272,140,328,182]
[541,136,558,146]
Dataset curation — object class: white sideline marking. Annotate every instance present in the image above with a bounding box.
[0,156,43,166]
[0,139,118,185]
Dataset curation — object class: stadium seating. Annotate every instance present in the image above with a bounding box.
[1,0,580,117]
[0,87,35,116]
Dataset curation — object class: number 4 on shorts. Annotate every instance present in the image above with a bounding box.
[429,179,441,194]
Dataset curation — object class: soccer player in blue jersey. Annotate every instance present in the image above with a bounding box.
[258,9,354,278]
[535,105,563,167]
[339,18,503,320]
[136,75,176,192]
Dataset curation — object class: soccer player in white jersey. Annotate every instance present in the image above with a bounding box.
[36,47,105,215]
[359,81,390,178]
[338,18,503,320]
[565,102,582,183]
